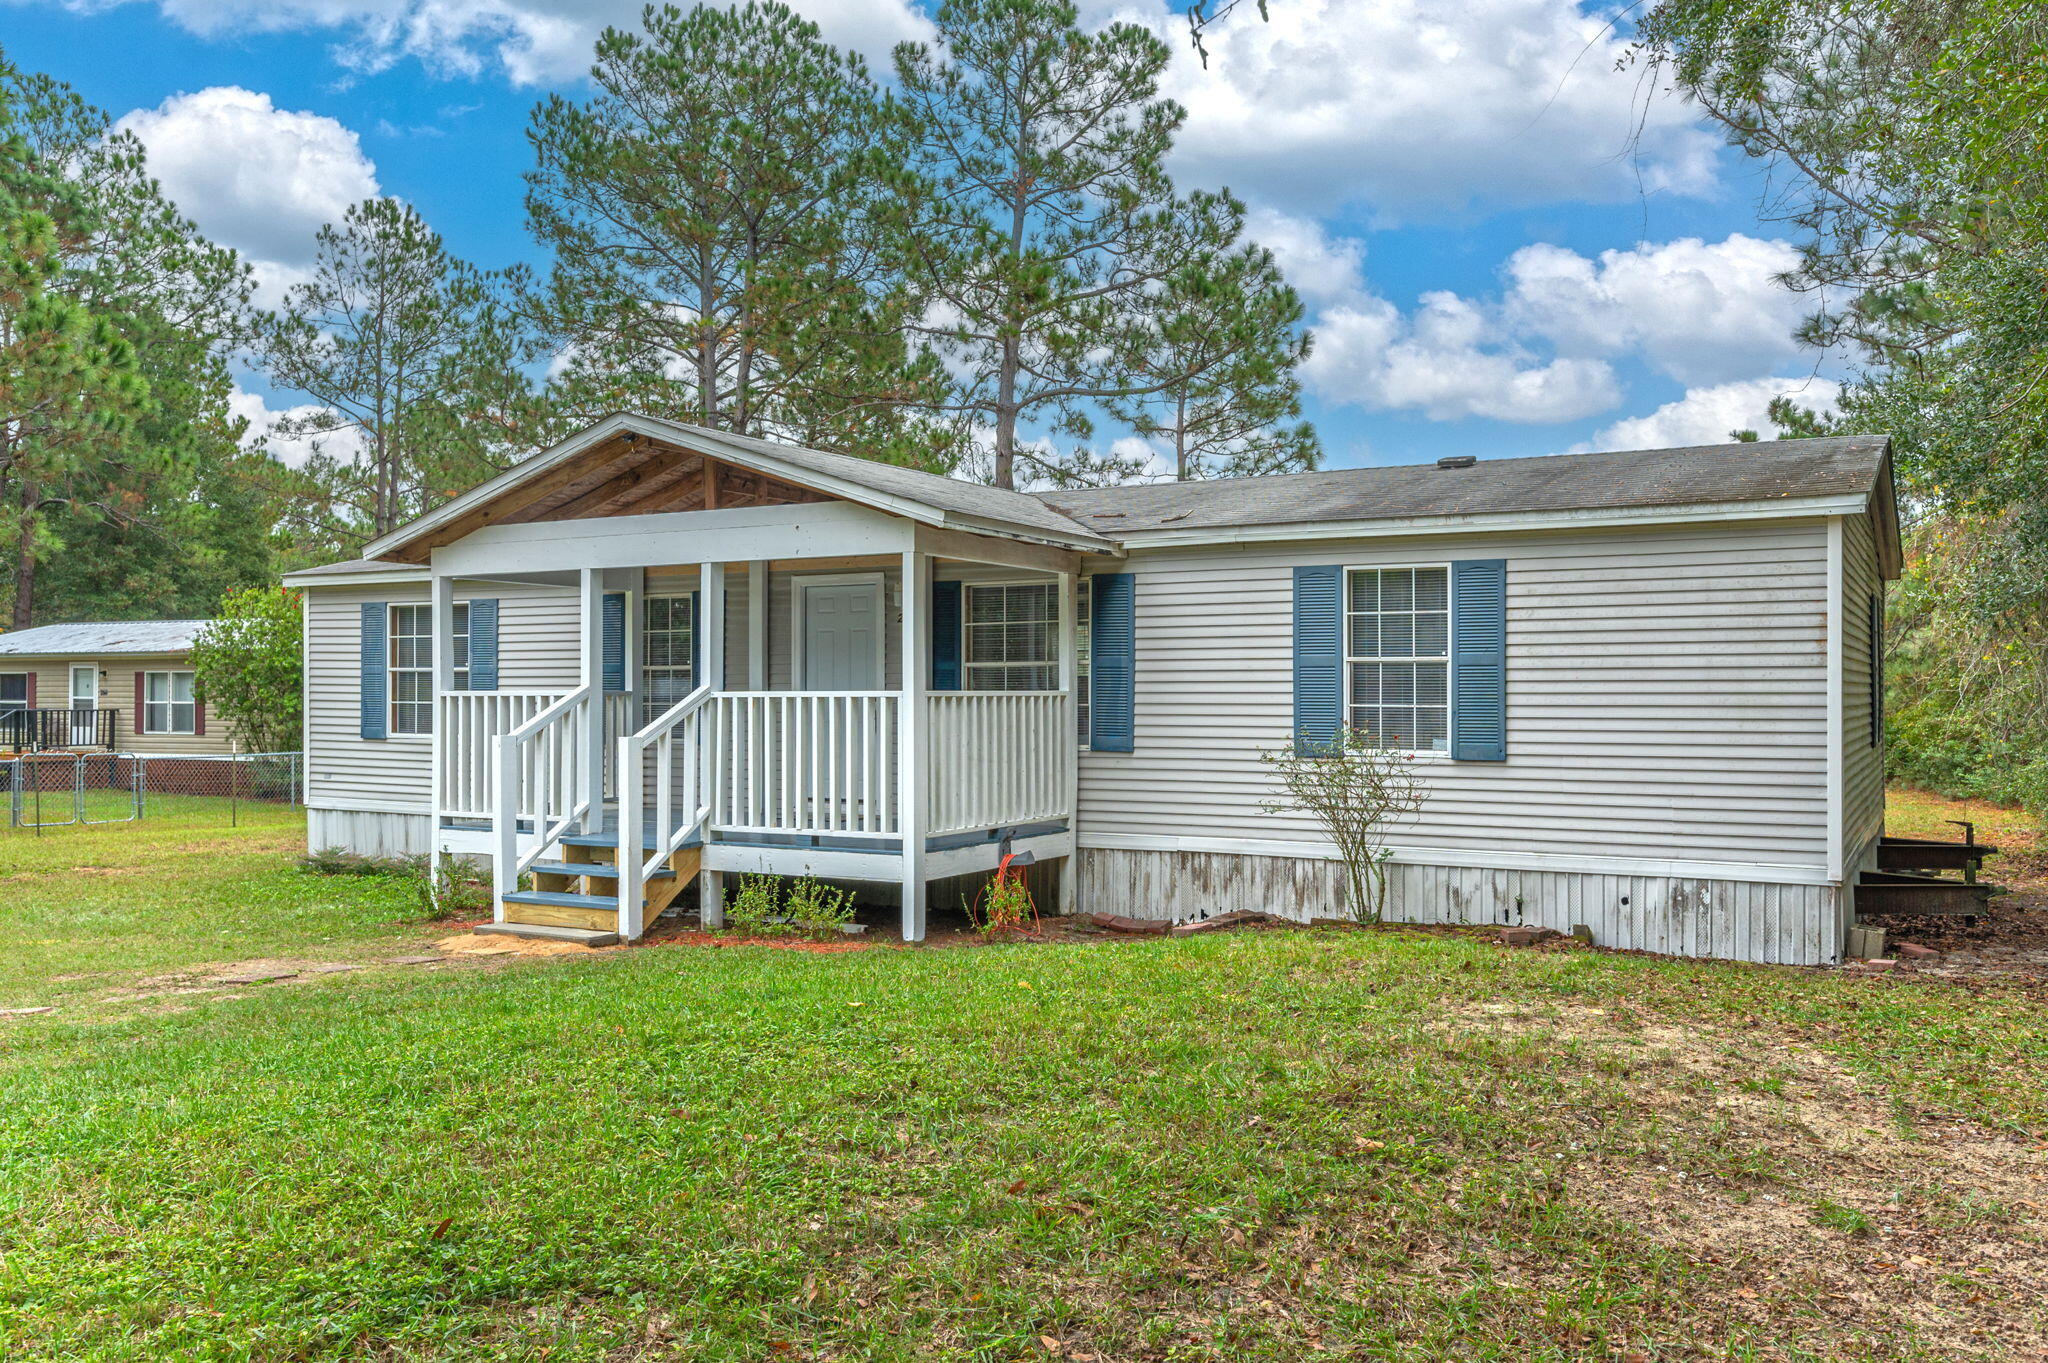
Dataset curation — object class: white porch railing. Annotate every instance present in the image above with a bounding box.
[615,683,716,939]
[600,690,637,801]
[708,692,901,837]
[493,685,594,901]
[439,690,569,820]
[926,692,1070,835]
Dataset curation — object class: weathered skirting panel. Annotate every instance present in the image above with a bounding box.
[1078,847,1841,966]
[307,807,433,858]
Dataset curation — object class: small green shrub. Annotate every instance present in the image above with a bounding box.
[784,876,856,935]
[299,846,422,879]
[965,866,1036,933]
[726,874,785,935]
[421,855,491,921]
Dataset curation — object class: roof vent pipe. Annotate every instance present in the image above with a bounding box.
[1436,455,1478,469]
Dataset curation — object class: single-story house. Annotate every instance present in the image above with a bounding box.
[0,620,225,754]
[282,412,1899,964]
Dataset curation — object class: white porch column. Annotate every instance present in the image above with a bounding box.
[699,562,728,929]
[900,550,929,941]
[747,560,768,689]
[429,569,457,900]
[579,568,605,832]
[1057,568,1079,916]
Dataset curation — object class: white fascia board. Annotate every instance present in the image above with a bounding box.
[430,501,912,578]
[283,569,430,588]
[362,412,1114,561]
[1100,493,1871,551]
[1077,831,1836,887]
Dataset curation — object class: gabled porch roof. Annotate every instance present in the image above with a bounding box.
[360,413,1121,565]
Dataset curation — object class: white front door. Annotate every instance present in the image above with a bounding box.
[69,666,97,743]
[797,579,883,691]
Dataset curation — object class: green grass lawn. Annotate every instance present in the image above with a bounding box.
[1,814,2044,1360]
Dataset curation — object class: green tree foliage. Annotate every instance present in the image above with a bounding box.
[1637,0,2048,818]
[893,0,1274,488]
[1107,243,1319,479]
[522,2,956,468]
[2,60,264,626]
[190,586,304,754]
[258,197,544,553]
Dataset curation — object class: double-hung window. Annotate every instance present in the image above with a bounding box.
[450,603,471,692]
[389,604,433,736]
[0,672,25,720]
[965,582,1058,691]
[144,671,197,735]
[1346,565,1450,752]
[642,594,695,724]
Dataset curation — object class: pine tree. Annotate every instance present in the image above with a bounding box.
[1108,243,1318,480]
[258,198,538,549]
[892,0,1247,488]
[523,2,955,467]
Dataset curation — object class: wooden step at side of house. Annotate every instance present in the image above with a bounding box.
[501,843,705,935]
[502,888,621,932]
[529,859,673,881]
[475,921,620,948]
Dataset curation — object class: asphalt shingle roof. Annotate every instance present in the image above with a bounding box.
[1033,436,1889,534]
[0,620,208,656]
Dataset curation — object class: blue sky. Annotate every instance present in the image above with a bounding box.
[2,0,1846,472]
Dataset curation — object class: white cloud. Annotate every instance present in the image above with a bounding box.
[229,388,364,468]
[122,0,929,86]
[115,87,378,268]
[1152,0,1721,217]
[1503,235,1809,385]
[1257,209,1620,423]
[1578,376,1842,451]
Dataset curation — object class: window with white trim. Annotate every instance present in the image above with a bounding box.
[451,602,471,692]
[1074,583,1091,744]
[144,670,197,735]
[389,604,433,736]
[1346,565,1450,752]
[642,594,695,723]
[965,582,1058,691]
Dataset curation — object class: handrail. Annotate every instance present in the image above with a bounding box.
[629,683,714,743]
[493,683,595,903]
[616,684,717,940]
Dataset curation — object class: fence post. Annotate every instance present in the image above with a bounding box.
[132,753,143,822]
[230,752,240,827]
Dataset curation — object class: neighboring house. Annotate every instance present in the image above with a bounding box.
[0,620,228,754]
[282,412,1899,964]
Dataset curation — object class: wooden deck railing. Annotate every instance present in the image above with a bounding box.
[438,691,568,820]
[707,692,901,837]
[0,707,120,752]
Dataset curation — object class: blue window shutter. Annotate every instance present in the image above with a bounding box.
[930,579,962,690]
[467,598,499,691]
[1089,573,1135,752]
[359,602,388,740]
[1450,559,1507,761]
[1292,566,1342,755]
[601,592,627,693]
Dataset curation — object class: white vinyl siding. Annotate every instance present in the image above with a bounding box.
[143,670,196,734]
[304,580,578,813]
[1841,512,1885,868]
[1076,519,1836,868]
[965,581,1059,691]
[1346,564,1449,752]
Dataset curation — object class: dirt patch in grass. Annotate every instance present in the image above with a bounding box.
[1441,1000,2048,1355]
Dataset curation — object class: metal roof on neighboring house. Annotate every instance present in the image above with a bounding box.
[284,558,423,578]
[0,619,209,657]
[1033,436,1893,535]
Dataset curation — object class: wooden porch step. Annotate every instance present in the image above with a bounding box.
[530,859,672,881]
[475,922,619,948]
[504,888,621,911]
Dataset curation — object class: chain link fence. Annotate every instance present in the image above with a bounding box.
[3,752,302,831]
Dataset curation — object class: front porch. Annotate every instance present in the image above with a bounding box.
[424,540,1085,943]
